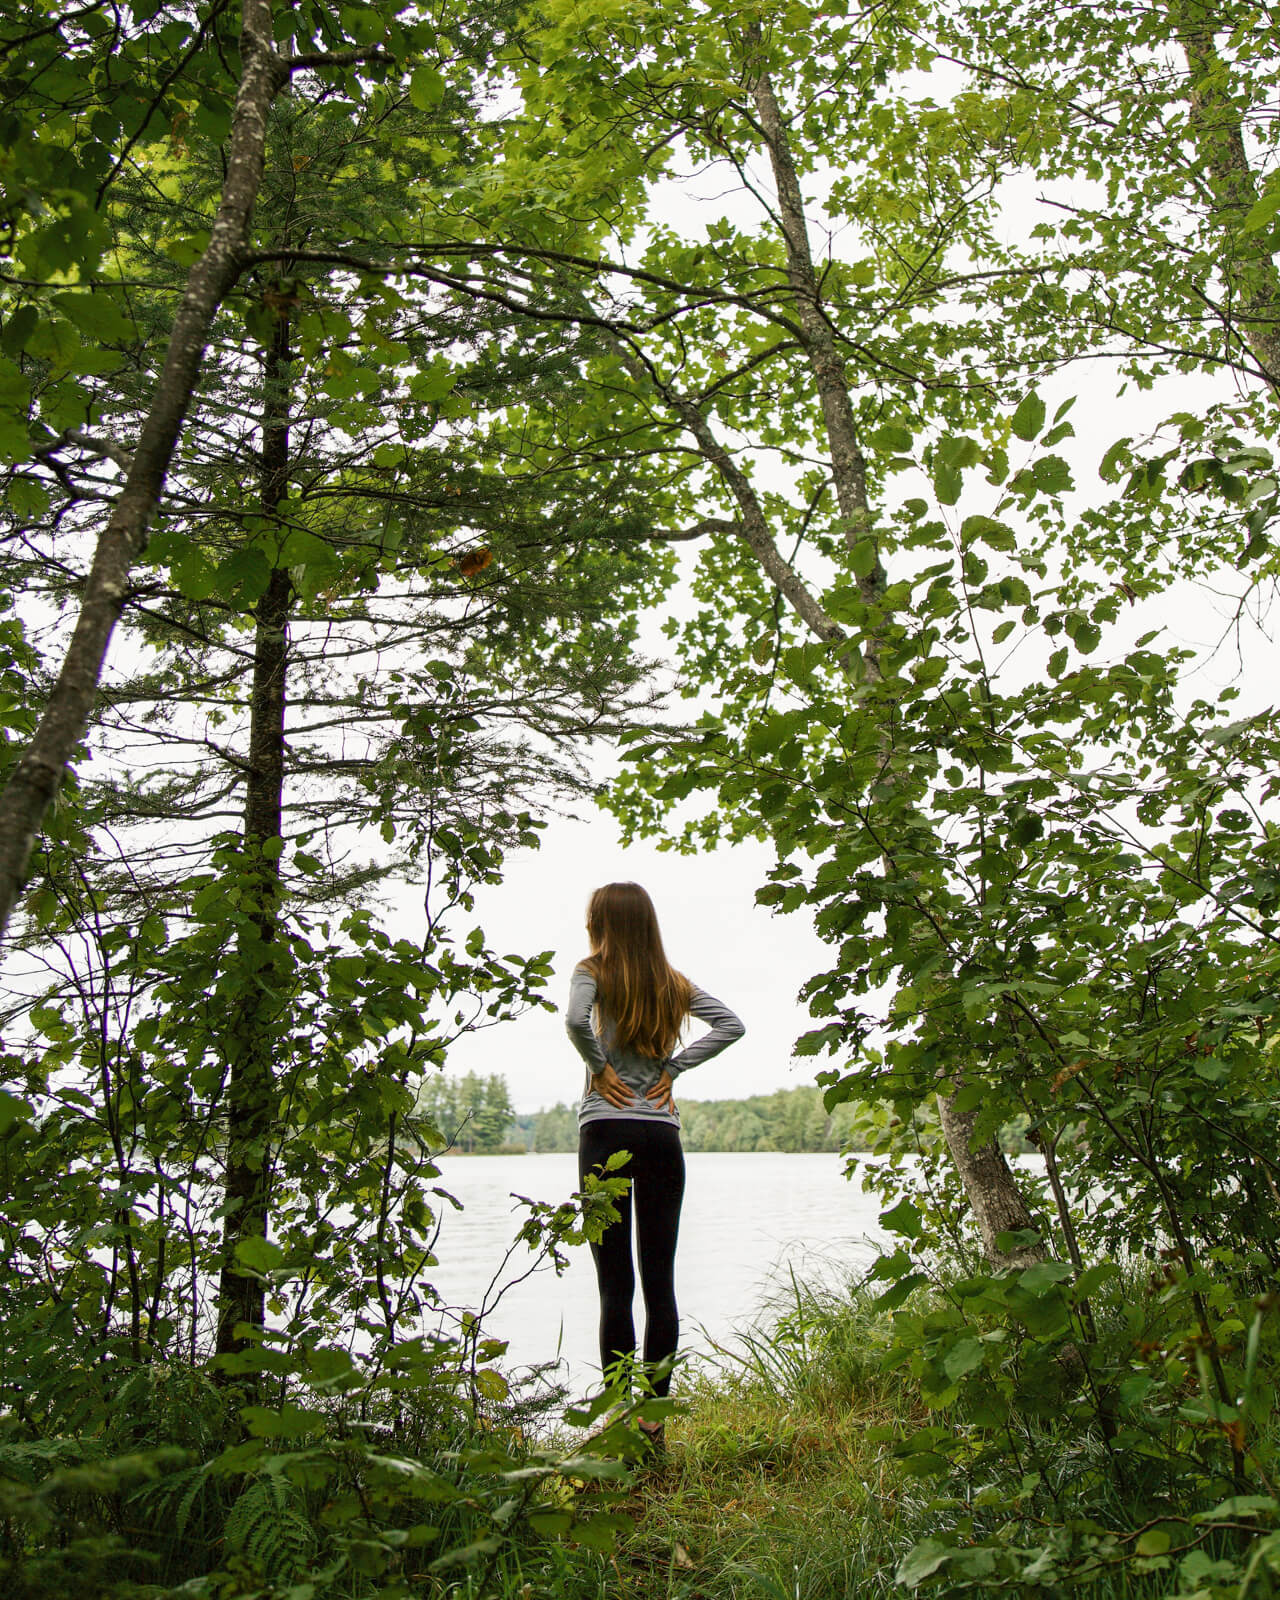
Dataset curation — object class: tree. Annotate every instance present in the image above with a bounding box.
[447,0,1049,1259]
[0,0,671,1394]
[417,1072,518,1152]
[379,0,1280,1284]
[0,0,410,939]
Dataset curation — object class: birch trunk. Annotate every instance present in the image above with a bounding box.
[746,48,1040,1268]
[0,0,286,945]
[1174,1,1280,388]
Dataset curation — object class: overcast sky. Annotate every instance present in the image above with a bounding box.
[387,367,1271,1116]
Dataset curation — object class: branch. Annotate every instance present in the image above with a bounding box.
[286,47,395,71]
[0,0,288,947]
[95,0,234,206]
[632,517,740,542]
[62,429,135,474]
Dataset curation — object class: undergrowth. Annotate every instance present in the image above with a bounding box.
[584,1264,1280,1600]
[5,1263,1279,1598]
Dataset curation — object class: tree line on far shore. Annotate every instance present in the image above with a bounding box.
[512,1084,866,1153]
[416,1073,870,1153]
[415,1075,1037,1156]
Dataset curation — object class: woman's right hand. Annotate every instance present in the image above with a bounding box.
[590,1062,635,1108]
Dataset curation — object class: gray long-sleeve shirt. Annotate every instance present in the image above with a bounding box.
[564,963,745,1129]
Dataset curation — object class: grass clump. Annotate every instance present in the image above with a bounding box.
[584,1284,928,1600]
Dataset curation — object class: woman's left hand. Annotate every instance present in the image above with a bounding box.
[645,1069,676,1113]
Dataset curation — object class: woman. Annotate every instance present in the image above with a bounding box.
[565,882,745,1437]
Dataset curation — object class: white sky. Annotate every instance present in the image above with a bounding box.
[29,43,1272,1119]
[343,65,1277,1118]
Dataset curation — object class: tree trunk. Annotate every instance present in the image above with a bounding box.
[0,1,286,947]
[747,45,882,601]
[937,1095,1041,1268]
[1174,1,1280,388]
[214,303,292,1371]
[746,49,1040,1267]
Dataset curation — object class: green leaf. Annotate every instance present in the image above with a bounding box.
[0,1089,33,1136]
[475,1368,508,1401]
[870,423,913,453]
[281,528,338,574]
[234,1235,284,1273]
[218,547,272,604]
[0,306,39,356]
[961,515,1016,551]
[879,1197,923,1238]
[941,1337,985,1381]
[1073,621,1101,654]
[529,1510,573,1536]
[1017,1260,1074,1293]
[1242,187,1280,233]
[896,1538,954,1586]
[410,360,456,402]
[1010,392,1046,441]
[171,546,219,601]
[1094,438,1126,480]
[1032,455,1072,494]
[934,462,962,505]
[874,1270,930,1310]
[1194,1496,1279,1522]
[51,292,134,344]
[240,1403,326,1439]
[1072,1262,1119,1298]
[409,65,446,110]
[1135,1529,1171,1557]
[850,538,877,578]
[569,1513,631,1550]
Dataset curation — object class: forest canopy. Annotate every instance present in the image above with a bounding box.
[1,0,1279,1596]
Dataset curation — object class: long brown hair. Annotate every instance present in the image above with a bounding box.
[583,882,693,1059]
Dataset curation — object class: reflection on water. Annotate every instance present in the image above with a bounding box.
[421,1152,891,1392]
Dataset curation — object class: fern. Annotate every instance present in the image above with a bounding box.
[129,1458,214,1541]
[224,1472,315,1579]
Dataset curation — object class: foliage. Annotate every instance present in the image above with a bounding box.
[0,9,674,1594]
[0,1144,642,1600]
[460,0,1280,1591]
[541,1273,1280,1600]
[0,0,674,1409]
[4,0,1280,1595]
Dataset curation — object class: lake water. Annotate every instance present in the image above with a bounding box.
[421,1151,892,1393]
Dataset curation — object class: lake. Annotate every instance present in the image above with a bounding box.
[421,1151,893,1393]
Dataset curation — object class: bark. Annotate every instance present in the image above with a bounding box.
[214,303,292,1372]
[1174,2,1280,389]
[608,318,1040,1267]
[747,50,881,594]
[658,381,848,646]
[937,1095,1041,1268]
[746,51,1040,1267]
[0,0,287,947]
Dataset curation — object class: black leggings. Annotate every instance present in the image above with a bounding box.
[578,1118,686,1398]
